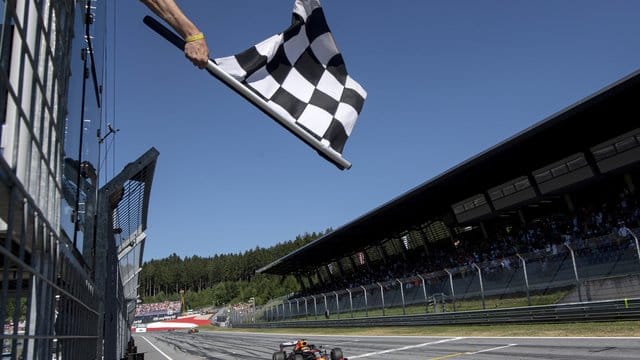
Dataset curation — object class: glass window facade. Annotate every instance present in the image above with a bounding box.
[0,1,106,358]
[1,1,154,358]
[61,0,105,253]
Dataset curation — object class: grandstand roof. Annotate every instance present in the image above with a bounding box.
[257,69,640,276]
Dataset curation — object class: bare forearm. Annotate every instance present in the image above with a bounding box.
[140,0,210,68]
[139,0,200,38]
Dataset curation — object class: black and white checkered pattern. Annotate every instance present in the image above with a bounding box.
[215,0,366,154]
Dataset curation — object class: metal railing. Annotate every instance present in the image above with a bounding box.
[1,160,101,359]
[237,298,640,328]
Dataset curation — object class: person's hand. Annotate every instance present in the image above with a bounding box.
[184,38,209,69]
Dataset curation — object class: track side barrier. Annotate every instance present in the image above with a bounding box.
[234,298,640,328]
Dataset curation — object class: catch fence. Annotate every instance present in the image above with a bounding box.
[231,230,640,324]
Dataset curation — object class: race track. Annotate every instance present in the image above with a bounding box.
[133,331,640,359]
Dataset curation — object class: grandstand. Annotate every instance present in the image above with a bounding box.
[253,69,640,321]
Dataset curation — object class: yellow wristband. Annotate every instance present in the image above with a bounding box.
[185,33,204,43]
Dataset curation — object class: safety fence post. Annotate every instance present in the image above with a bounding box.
[323,294,328,318]
[565,244,582,302]
[517,253,531,306]
[377,282,385,316]
[304,298,309,319]
[444,269,456,312]
[396,279,406,315]
[360,286,368,317]
[417,274,429,313]
[312,295,318,319]
[347,288,353,318]
[623,226,640,264]
[472,264,485,310]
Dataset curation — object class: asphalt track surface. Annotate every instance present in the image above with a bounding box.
[133,331,640,359]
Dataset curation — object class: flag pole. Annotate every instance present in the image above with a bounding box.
[143,16,352,170]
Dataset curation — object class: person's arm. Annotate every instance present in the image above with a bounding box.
[140,0,209,68]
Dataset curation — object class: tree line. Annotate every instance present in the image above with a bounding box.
[139,230,330,309]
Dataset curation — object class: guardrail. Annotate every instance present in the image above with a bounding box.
[234,298,640,328]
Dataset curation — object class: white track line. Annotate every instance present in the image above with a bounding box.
[140,335,173,360]
[468,344,517,355]
[456,336,639,340]
[349,337,463,359]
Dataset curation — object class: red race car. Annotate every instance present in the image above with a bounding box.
[272,339,347,360]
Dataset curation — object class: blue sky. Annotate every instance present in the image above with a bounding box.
[110,1,640,261]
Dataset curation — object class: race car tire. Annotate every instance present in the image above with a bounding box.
[272,351,286,360]
[294,354,304,360]
[331,348,344,360]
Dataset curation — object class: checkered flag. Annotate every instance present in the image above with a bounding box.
[144,0,366,170]
[215,0,366,159]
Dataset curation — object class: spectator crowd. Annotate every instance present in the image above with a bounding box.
[295,187,640,298]
[134,300,181,317]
